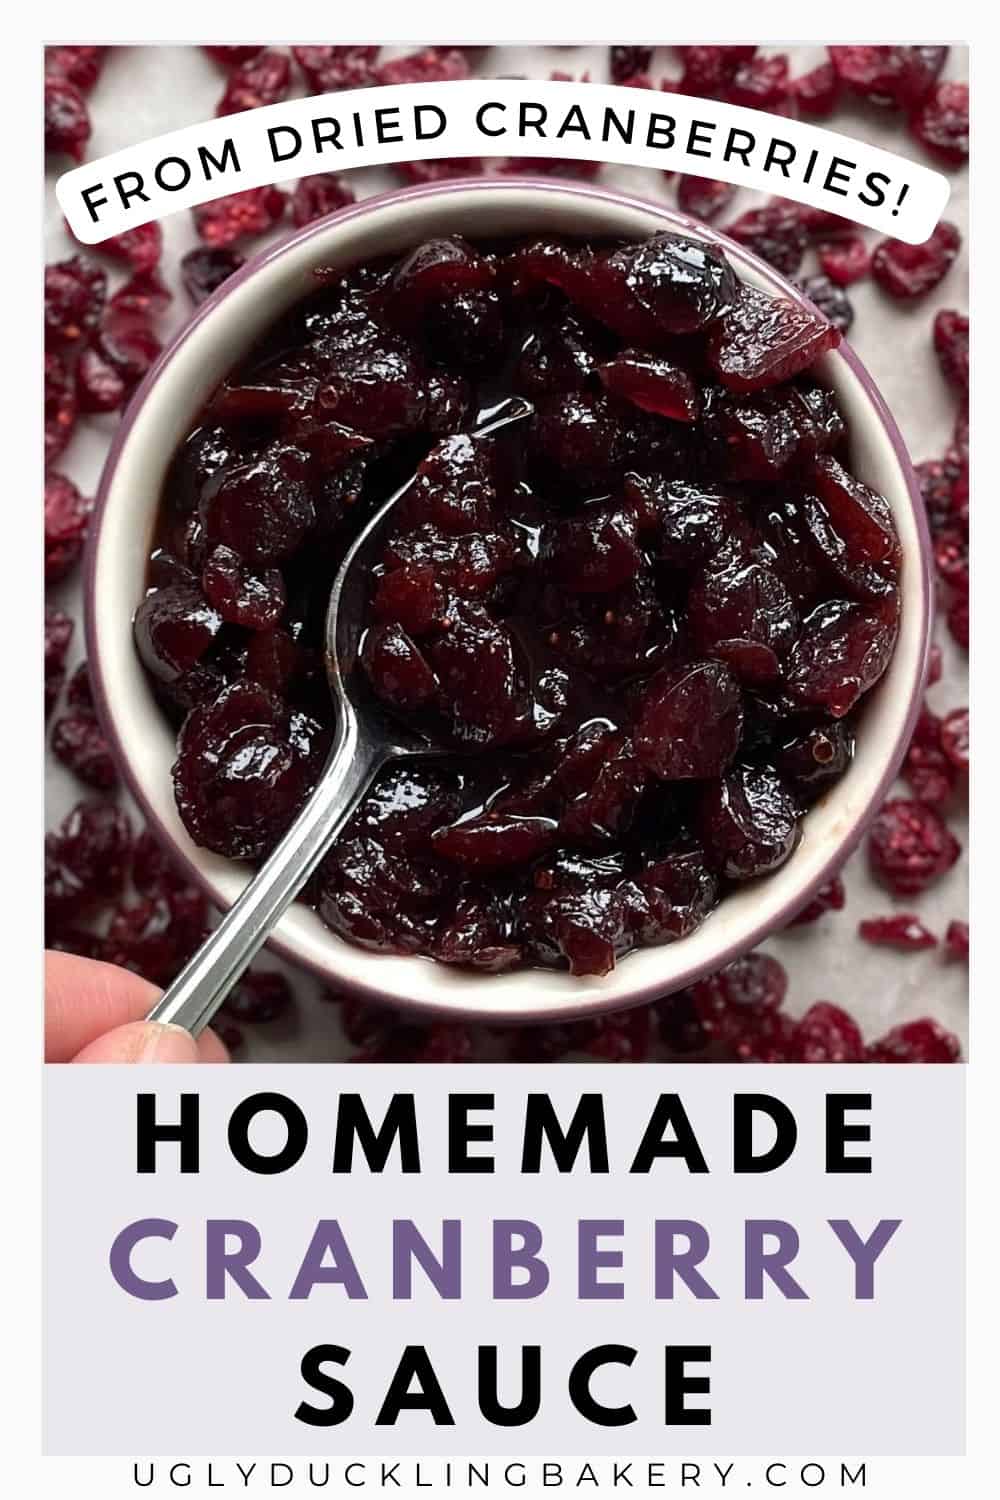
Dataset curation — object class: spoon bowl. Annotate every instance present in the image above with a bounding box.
[146,398,534,1035]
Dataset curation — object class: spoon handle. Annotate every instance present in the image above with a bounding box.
[146,717,385,1038]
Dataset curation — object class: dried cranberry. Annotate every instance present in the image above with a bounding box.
[871,222,961,300]
[910,81,968,166]
[610,47,653,84]
[858,914,938,950]
[362,621,439,711]
[45,473,92,584]
[66,660,95,711]
[201,447,315,563]
[948,594,969,651]
[678,45,757,100]
[376,48,470,86]
[698,763,798,880]
[173,682,328,859]
[727,54,790,112]
[902,704,956,806]
[868,798,961,897]
[933,310,969,398]
[201,545,287,630]
[597,352,700,420]
[786,600,896,717]
[635,661,743,780]
[660,951,786,1054]
[624,232,738,333]
[293,45,380,92]
[867,1018,960,1062]
[44,78,90,160]
[944,920,969,961]
[44,257,106,351]
[818,235,871,287]
[789,1003,865,1062]
[933,527,969,594]
[180,246,246,305]
[291,173,356,227]
[787,875,846,926]
[202,45,265,66]
[940,707,969,772]
[89,323,162,395]
[216,49,291,115]
[45,352,77,465]
[45,802,132,932]
[75,344,126,413]
[92,223,163,274]
[193,186,287,248]
[45,606,74,718]
[769,721,847,804]
[221,969,293,1023]
[791,62,840,116]
[102,894,204,986]
[45,45,106,92]
[708,284,840,392]
[133,584,223,682]
[797,274,854,335]
[50,711,118,791]
[676,176,737,223]
[725,204,808,278]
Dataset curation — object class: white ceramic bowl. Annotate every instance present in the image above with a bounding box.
[86,179,932,1024]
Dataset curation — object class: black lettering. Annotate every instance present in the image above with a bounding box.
[859,171,890,209]
[333,1094,419,1173]
[113,171,149,209]
[311,117,343,152]
[374,107,402,145]
[522,1094,609,1173]
[687,120,715,158]
[375,1347,454,1426]
[268,125,302,163]
[81,183,109,223]
[824,156,856,196]
[646,113,676,150]
[568,1345,636,1426]
[723,128,755,166]
[137,1092,198,1173]
[763,138,796,176]
[631,1095,709,1174]
[665,1346,712,1426]
[199,138,239,178]
[477,1346,541,1426]
[154,156,191,192]
[602,108,634,145]
[228,1092,307,1175]
[733,1094,796,1173]
[415,105,446,140]
[826,1094,872,1174]
[295,1345,354,1427]
[448,1094,494,1173]
[476,101,506,137]
[519,102,548,137]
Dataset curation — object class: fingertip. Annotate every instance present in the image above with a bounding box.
[71,1020,201,1064]
[198,1027,231,1064]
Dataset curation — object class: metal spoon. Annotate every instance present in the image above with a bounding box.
[146,395,534,1037]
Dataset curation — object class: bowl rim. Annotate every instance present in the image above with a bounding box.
[84,175,933,1024]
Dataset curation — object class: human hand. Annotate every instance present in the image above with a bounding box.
[45,950,229,1063]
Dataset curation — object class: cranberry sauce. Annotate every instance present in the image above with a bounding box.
[136,231,901,976]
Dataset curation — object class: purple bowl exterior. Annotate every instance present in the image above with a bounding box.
[84,177,933,1026]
